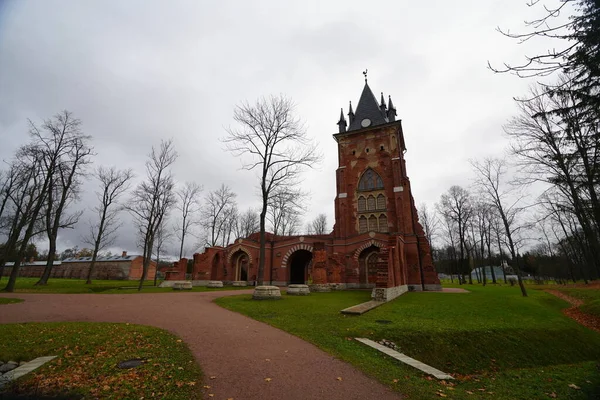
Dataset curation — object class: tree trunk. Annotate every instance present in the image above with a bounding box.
[36,238,56,285]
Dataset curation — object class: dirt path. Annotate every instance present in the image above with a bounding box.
[0,290,401,400]
[545,289,600,333]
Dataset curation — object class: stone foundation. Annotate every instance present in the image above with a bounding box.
[252,286,282,300]
[232,281,247,287]
[371,285,408,302]
[286,284,310,295]
[173,281,192,290]
[208,281,224,288]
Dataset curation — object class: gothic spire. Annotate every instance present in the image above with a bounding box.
[348,101,355,124]
[387,95,397,122]
[379,92,387,113]
[337,108,347,133]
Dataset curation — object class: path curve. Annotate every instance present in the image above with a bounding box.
[0,291,402,400]
[545,289,600,333]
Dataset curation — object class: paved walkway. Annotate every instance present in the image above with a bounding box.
[0,291,402,400]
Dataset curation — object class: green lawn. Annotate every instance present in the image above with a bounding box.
[0,297,23,304]
[216,286,600,399]
[0,322,202,399]
[0,277,249,294]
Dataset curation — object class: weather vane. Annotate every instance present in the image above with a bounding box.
[363,69,368,82]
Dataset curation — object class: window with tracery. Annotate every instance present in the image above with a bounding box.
[368,215,378,232]
[379,215,388,232]
[358,168,384,191]
[359,216,368,233]
[356,168,389,233]
[367,195,376,211]
[358,196,366,212]
[377,194,386,210]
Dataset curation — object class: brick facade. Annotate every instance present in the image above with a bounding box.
[169,82,441,294]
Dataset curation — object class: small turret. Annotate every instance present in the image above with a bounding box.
[348,101,355,125]
[337,108,347,133]
[380,92,387,113]
[387,95,397,122]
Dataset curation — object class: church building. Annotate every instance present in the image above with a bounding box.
[175,79,441,300]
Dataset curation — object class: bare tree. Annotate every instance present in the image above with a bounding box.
[310,214,328,235]
[126,139,177,291]
[471,157,528,296]
[2,146,49,291]
[418,202,440,249]
[235,208,260,239]
[174,182,202,259]
[84,166,134,284]
[36,111,94,285]
[201,184,237,247]
[268,188,305,236]
[153,219,173,286]
[438,186,473,284]
[223,94,320,285]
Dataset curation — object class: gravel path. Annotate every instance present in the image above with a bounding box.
[0,290,402,400]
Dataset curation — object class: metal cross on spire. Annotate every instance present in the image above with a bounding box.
[363,69,368,82]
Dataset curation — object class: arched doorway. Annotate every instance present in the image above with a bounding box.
[289,250,312,284]
[358,245,380,287]
[231,251,249,281]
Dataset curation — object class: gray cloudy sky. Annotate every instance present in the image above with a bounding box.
[0,0,563,257]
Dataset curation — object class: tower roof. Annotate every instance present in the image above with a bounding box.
[347,82,389,131]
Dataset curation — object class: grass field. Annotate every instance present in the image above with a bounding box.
[0,297,23,304]
[0,322,202,399]
[216,285,600,399]
[0,277,249,294]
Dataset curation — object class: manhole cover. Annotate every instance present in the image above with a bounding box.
[375,320,392,324]
[117,359,145,369]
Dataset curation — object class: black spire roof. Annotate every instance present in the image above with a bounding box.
[347,82,389,131]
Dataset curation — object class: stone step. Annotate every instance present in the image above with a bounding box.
[340,300,384,315]
[355,338,454,380]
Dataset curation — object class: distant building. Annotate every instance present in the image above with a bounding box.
[2,251,156,281]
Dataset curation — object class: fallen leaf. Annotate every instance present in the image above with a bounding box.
[265,378,272,382]
[436,393,447,398]
[392,379,399,383]
[547,393,557,398]
[187,382,196,386]
[176,339,182,343]
[466,391,474,395]
[203,385,211,389]
[568,384,581,390]
[265,359,271,362]
[178,367,183,370]
[210,376,217,380]
[336,377,343,381]
[208,395,214,398]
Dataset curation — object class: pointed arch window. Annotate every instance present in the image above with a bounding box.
[359,216,368,233]
[368,215,378,232]
[376,194,386,210]
[367,195,376,211]
[358,168,384,191]
[379,215,388,233]
[358,196,367,212]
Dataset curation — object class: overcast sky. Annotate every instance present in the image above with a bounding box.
[0,0,566,258]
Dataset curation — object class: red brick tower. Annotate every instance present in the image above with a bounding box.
[333,77,440,295]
